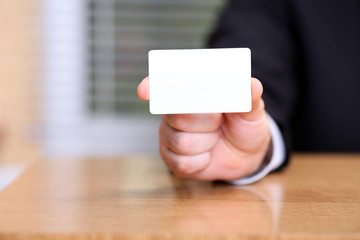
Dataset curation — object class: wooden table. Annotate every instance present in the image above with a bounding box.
[0,154,359,240]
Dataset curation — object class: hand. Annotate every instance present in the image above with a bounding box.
[137,77,271,181]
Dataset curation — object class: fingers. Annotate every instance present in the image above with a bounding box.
[159,115,221,177]
[251,77,264,106]
[238,77,265,121]
[160,120,220,156]
[159,112,222,177]
[164,113,223,133]
[137,77,149,101]
[160,144,211,176]
[226,77,266,123]
[239,77,265,121]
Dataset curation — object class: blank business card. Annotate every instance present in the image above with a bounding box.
[148,48,251,114]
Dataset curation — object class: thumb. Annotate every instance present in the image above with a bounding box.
[236,77,265,121]
[137,77,149,101]
[222,78,269,154]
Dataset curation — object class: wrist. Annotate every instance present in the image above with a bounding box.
[246,137,273,178]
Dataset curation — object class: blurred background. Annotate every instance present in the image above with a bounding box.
[0,0,224,163]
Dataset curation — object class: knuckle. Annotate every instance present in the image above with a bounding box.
[166,114,188,130]
[172,158,193,175]
[171,133,192,153]
[159,145,194,176]
[210,113,223,129]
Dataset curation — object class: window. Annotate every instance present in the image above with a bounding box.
[42,0,223,156]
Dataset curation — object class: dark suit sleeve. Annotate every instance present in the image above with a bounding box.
[207,0,299,170]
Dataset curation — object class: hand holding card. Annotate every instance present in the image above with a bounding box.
[137,48,271,182]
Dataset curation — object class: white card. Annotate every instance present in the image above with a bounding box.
[148,48,251,114]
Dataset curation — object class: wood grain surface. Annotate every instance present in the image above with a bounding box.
[0,154,359,239]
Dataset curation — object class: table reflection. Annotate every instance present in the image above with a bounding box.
[152,177,284,234]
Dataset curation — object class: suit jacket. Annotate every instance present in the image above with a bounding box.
[207,0,360,169]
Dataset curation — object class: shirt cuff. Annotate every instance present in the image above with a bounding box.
[227,113,286,185]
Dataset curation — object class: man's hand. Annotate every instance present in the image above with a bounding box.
[137,77,271,181]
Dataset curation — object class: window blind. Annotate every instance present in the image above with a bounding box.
[89,0,224,116]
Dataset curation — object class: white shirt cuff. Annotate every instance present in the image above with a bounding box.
[227,113,286,185]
